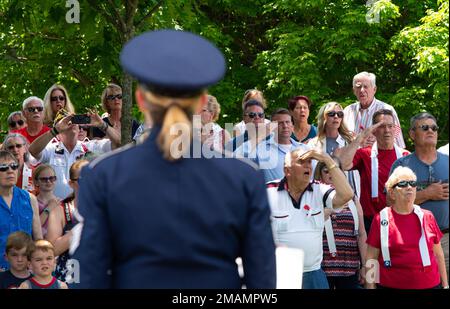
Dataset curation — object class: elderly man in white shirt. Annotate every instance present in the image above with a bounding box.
[344,71,405,148]
[267,148,354,289]
[29,113,119,199]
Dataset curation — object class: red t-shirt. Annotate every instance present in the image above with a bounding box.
[367,208,442,289]
[14,125,50,144]
[352,146,409,218]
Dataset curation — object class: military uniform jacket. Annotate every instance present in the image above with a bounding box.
[72,127,276,288]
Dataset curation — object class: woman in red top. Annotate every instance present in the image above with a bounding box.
[366,166,448,289]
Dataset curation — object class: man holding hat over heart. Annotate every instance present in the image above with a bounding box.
[72,29,276,289]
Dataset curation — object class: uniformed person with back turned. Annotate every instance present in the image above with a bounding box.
[71,29,276,288]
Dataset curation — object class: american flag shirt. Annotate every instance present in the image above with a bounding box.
[343,98,405,148]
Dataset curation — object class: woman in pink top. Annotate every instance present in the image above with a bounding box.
[32,164,59,238]
[366,166,448,289]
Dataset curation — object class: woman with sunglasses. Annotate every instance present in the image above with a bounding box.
[314,159,367,289]
[287,95,317,143]
[7,111,27,132]
[92,83,140,140]
[365,166,448,289]
[43,84,76,127]
[32,164,59,239]
[46,159,89,282]
[2,133,35,193]
[0,150,42,271]
[309,102,361,196]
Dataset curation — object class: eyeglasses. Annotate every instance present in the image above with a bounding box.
[38,176,57,183]
[326,111,344,118]
[26,106,44,113]
[9,120,25,128]
[79,126,89,131]
[6,144,24,151]
[392,180,417,188]
[245,112,265,119]
[70,178,79,182]
[414,124,439,132]
[106,94,122,101]
[0,163,19,172]
[51,95,65,102]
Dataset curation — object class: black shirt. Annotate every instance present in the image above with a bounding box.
[0,270,31,289]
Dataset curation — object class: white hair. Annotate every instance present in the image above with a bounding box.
[22,96,44,110]
[284,148,308,168]
[385,166,417,190]
[353,71,376,88]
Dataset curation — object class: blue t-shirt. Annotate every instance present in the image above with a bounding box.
[390,152,449,230]
[0,187,33,270]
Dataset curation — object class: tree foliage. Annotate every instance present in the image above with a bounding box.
[0,0,448,148]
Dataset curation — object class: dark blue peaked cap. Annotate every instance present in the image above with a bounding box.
[120,29,226,97]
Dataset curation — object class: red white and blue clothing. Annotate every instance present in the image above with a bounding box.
[367,207,442,289]
[322,204,361,277]
[343,98,405,148]
[351,145,409,219]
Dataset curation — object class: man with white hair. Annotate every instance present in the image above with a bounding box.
[343,71,405,148]
[13,96,50,144]
[266,148,354,288]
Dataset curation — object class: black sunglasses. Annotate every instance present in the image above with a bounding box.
[393,180,417,188]
[38,176,57,183]
[51,95,66,102]
[0,163,19,172]
[245,112,265,119]
[9,120,25,128]
[327,111,344,118]
[26,106,44,113]
[414,124,439,132]
[79,126,89,131]
[106,94,122,101]
[7,144,24,151]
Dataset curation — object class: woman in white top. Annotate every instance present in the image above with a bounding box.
[309,102,360,197]
[199,95,231,153]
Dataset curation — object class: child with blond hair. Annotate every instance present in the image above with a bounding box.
[18,240,68,289]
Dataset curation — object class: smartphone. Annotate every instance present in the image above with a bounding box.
[71,114,91,124]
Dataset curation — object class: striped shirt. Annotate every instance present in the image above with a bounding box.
[322,206,360,277]
[343,98,405,148]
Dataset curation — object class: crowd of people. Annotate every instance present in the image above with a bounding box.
[0,29,448,289]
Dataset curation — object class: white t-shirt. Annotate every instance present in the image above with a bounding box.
[267,180,336,272]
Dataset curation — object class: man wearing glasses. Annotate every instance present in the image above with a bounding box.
[13,96,50,144]
[343,71,405,148]
[390,112,449,277]
[227,99,275,154]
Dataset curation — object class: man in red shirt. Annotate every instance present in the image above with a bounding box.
[336,109,409,234]
[14,96,50,144]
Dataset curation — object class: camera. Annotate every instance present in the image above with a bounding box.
[71,114,91,124]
